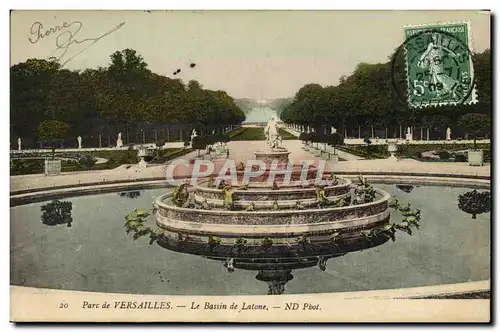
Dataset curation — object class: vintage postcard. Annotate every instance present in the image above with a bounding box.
[9,10,491,323]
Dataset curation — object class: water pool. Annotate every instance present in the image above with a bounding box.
[10,184,490,295]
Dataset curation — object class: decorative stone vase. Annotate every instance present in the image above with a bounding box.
[468,149,484,166]
[387,142,398,161]
[44,159,61,176]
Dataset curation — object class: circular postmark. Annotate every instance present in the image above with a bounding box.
[390,26,476,108]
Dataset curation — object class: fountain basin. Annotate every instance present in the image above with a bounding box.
[155,188,390,227]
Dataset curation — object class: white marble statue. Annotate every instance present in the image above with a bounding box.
[405,127,413,141]
[446,127,451,141]
[190,129,198,148]
[116,132,123,148]
[17,137,21,151]
[331,127,337,134]
[264,116,282,149]
[77,136,82,149]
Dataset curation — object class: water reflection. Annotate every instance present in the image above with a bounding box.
[396,185,415,193]
[458,190,491,219]
[40,200,73,227]
[156,232,392,295]
[118,190,142,199]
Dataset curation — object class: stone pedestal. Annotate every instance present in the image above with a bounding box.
[254,150,290,164]
[468,150,484,166]
[44,159,61,176]
[137,147,151,167]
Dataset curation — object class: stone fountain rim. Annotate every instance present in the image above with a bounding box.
[193,192,351,207]
[155,188,391,216]
[192,177,352,194]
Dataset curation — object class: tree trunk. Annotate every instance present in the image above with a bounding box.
[474,135,477,150]
[472,213,477,219]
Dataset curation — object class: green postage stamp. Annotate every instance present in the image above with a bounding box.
[403,22,477,108]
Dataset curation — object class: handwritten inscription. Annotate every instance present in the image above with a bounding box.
[28,20,126,66]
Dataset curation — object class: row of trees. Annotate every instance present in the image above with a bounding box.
[11,49,246,148]
[280,49,491,140]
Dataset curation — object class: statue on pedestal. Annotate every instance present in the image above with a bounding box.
[116,133,123,148]
[190,129,198,141]
[264,116,283,150]
[17,137,21,151]
[446,127,452,141]
[77,136,82,149]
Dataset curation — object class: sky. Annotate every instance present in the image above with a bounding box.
[10,10,490,100]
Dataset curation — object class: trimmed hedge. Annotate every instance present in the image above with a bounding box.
[10,148,193,175]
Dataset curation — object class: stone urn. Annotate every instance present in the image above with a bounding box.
[387,141,398,161]
[468,149,484,166]
[137,147,152,167]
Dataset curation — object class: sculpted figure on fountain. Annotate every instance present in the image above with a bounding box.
[264,116,284,151]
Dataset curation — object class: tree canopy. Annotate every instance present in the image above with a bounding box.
[11,49,245,148]
[280,49,491,140]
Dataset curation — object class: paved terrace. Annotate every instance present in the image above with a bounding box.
[10,140,490,193]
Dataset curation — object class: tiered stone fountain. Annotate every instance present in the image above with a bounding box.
[153,140,400,294]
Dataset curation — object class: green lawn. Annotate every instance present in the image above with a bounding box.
[279,128,298,140]
[230,127,297,141]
